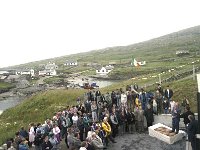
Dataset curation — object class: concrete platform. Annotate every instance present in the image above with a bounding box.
[149,123,185,144]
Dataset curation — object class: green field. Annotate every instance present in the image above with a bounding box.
[0,82,15,92]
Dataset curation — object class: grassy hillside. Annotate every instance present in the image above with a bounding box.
[0,89,85,144]
[0,76,198,145]
[0,82,15,93]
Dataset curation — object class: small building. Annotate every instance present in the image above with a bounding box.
[96,65,114,75]
[64,60,78,66]
[15,69,35,77]
[45,63,58,70]
[176,50,189,56]
[109,61,117,66]
[0,75,7,80]
[131,58,146,67]
[87,62,99,67]
[39,69,57,76]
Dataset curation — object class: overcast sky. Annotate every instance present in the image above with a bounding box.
[0,0,200,68]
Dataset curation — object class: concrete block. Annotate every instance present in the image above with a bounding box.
[149,123,185,144]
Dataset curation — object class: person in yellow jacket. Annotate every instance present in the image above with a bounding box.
[135,96,139,107]
[102,117,111,137]
[101,117,116,146]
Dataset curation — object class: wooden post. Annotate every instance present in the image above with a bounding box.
[159,74,161,85]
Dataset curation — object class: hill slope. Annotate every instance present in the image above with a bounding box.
[3,25,200,70]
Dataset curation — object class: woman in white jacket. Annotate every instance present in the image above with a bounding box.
[53,124,61,143]
[28,123,35,147]
[121,92,127,106]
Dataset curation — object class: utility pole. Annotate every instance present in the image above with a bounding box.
[159,74,161,85]
[193,65,195,80]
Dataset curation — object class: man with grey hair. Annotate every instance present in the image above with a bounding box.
[91,132,105,150]
[170,102,181,134]
[188,115,198,150]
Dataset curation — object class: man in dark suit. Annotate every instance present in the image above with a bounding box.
[164,85,173,102]
[188,115,198,150]
[133,83,139,92]
[179,106,194,131]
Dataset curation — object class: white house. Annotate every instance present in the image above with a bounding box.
[16,69,35,77]
[131,58,146,67]
[64,60,78,66]
[176,50,189,56]
[39,63,58,76]
[45,63,58,70]
[0,71,9,75]
[39,69,57,76]
[96,65,114,75]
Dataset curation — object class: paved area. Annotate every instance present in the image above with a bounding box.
[108,132,186,150]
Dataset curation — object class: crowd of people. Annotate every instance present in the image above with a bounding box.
[4,83,199,150]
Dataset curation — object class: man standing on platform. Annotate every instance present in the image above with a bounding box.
[170,102,181,134]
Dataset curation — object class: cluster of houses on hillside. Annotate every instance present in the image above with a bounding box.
[0,58,148,83]
[0,60,78,80]
[39,63,58,76]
